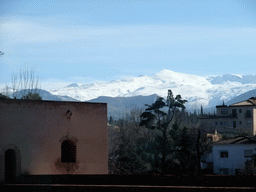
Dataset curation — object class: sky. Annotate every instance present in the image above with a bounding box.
[0,0,256,90]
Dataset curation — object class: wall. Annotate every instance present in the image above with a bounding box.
[0,99,108,183]
[199,106,255,135]
[253,108,256,135]
[212,144,256,175]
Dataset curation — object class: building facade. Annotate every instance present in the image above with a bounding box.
[199,97,256,135]
[212,136,256,175]
[0,99,108,183]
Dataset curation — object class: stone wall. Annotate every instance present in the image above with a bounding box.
[0,99,108,183]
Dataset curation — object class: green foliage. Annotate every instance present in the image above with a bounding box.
[108,92,206,175]
[140,90,187,130]
[108,116,113,124]
[0,93,10,99]
[241,154,256,175]
[167,123,197,175]
[22,92,42,100]
[139,90,187,174]
[108,108,153,174]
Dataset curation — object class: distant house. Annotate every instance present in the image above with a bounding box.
[211,136,256,175]
[0,99,108,183]
[199,97,256,135]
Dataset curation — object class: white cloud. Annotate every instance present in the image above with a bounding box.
[2,17,256,47]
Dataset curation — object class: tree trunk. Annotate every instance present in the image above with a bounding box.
[161,128,167,174]
[197,129,201,175]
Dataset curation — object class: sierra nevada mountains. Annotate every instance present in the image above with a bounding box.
[48,69,256,111]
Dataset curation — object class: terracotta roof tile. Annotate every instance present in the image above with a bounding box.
[248,97,256,105]
[213,136,256,145]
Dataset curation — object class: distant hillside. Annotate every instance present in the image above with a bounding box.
[88,94,158,119]
[13,89,79,102]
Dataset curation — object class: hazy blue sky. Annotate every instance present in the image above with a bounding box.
[1,0,256,89]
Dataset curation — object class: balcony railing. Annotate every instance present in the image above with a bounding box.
[199,112,252,119]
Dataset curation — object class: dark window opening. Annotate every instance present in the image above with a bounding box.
[232,109,237,118]
[61,140,76,163]
[221,109,228,114]
[233,121,236,128]
[5,149,16,182]
[244,150,253,158]
[220,151,228,158]
[245,109,252,118]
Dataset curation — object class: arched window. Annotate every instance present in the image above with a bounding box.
[61,140,76,163]
[5,149,16,182]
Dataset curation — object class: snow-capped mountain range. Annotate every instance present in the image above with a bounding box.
[2,69,256,117]
[48,69,256,111]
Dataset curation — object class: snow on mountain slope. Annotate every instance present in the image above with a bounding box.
[48,69,256,110]
[207,74,256,84]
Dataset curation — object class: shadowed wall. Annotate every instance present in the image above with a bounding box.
[0,99,108,183]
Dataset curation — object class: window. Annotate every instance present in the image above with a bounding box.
[232,109,237,117]
[221,109,228,114]
[5,149,17,182]
[215,122,218,126]
[244,150,253,158]
[239,121,242,125]
[233,121,236,128]
[220,122,223,125]
[245,109,251,117]
[239,109,242,113]
[61,140,76,163]
[220,151,228,158]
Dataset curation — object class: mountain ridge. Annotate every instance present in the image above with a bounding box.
[2,69,256,116]
[49,69,256,110]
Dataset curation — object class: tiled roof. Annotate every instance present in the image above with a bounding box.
[230,97,256,107]
[213,136,256,145]
[248,97,256,105]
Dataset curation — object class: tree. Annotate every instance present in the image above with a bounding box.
[139,90,187,174]
[108,116,113,125]
[108,108,152,174]
[12,66,41,99]
[240,154,256,175]
[22,92,42,100]
[0,93,10,99]
[4,66,42,100]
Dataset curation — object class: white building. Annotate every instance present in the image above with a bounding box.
[212,136,256,175]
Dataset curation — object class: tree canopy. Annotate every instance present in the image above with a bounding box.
[139,90,187,174]
[140,90,187,130]
[22,92,42,100]
[0,93,10,99]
